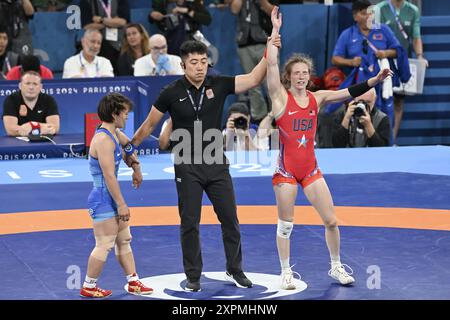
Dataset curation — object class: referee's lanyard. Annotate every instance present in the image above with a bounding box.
[186,87,205,122]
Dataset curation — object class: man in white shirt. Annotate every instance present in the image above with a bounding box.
[134,34,184,76]
[62,28,114,78]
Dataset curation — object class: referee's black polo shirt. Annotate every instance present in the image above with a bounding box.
[154,75,235,156]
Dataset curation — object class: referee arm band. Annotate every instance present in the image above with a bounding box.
[348,81,371,98]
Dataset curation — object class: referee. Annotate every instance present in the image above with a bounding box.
[128,38,273,292]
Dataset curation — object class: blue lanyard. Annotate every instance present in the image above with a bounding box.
[388,0,409,40]
[186,87,205,121]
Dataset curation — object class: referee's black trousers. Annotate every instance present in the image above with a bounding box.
[174,163,243,281]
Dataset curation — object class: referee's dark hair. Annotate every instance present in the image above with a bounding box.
[352,0,371,13]
[179,40,208,61]
[97,93,133,123]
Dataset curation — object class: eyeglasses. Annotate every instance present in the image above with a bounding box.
[151,45,167,51]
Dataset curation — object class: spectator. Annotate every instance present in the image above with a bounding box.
[376,0,428,145]
[0,25,19,80]
[62,28,114,79]
[332,88,390,147]
[6,54,53,80]
[2,70,60,137]
[0,0,34,56]
[330,0,404,137]
[134,34,184,76]
[116,23,151,76]
[149,0,212,55]
[229,0,276,123]
[80,0,129,72]
[223,102,261,151]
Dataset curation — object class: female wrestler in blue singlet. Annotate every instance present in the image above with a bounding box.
[80,93,153,298]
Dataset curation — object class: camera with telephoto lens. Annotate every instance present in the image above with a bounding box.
[353,100,368,118]
[234,116,248,130]
[350,100,369,130]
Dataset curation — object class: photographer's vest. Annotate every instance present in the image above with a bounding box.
[236,0,270,46]
[91,0,124,52]
[349,108,387,147]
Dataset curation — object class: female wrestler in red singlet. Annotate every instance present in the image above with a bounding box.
[266,7,393,289]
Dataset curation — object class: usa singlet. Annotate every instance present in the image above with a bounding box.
[272,90,323,188]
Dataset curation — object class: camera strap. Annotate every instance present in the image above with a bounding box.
[186,87,205,122]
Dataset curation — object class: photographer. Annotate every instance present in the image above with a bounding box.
[0,0,34,55]
[149,0,211,55]
[80,0,129,74]
[332,88,390,148]
[223,102,260,151]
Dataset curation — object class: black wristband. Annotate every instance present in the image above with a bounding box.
[348,80,371,98]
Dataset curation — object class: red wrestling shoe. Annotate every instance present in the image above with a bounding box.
[80,286,112,298]
[127,280,153,295]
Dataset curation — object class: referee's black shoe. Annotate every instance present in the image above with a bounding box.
[225,271,253,288]
[184,279,201,292]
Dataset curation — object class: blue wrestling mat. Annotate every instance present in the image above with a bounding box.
[0,146,449,302]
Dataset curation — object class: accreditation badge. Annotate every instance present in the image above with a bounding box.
[19,104,27,117]
[105,28,118,41]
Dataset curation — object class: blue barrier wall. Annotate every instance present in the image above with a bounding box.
[0,76,182,136]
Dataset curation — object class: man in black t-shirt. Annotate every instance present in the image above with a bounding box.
[2,70,60,137]
[125,37,276,292]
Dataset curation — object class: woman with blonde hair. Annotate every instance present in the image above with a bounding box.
[116,23,150,76]
[266,7,393,290]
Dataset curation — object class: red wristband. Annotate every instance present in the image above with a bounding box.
[29,121,41,135]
